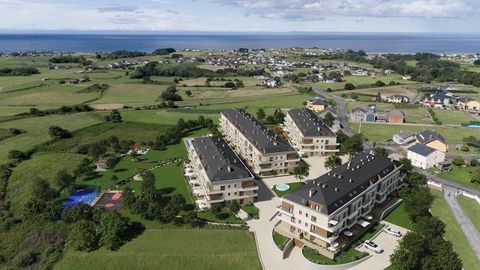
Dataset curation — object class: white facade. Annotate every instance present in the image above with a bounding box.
[407,149,445,169]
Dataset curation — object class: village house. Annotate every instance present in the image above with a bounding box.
[387,110,406,123]
[284,108,339,157]
[392,130,416,145]
[305,95,327,112]
[423,91,455,108]
[385,94,410,104]
[457,97,480,112]
[275,153,405,258]
[416,130,448,152]
[407,143,446,169]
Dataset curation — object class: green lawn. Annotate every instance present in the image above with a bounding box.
[430,191,480,270]
[273,182,305,197]
[383,203,414,230]
[457,196,480,233]
[0,113,101,163]
[359,223,386,242]
[272,231,290,250]
[349,122,480,143]
[432,109,476,125]
[436,166,479,190]
[242,203,259,219]
[197,208,245,225]
[302,246,367,265]
[54,229,262,270]
[7,152,87,212]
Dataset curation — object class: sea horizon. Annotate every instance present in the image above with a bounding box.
[1,32,480,54]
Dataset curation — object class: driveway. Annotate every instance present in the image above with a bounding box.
[352,221,408,270]
[443,187,480,258]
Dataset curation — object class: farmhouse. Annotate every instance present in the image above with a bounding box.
[407,143,445,169]
[276,153,404,258]
[393,130,416,145]
[387,110,406,123]
[185,136,258,209]
[284,108,339,157]
[219,109,300,176]
[350,107,367,122]
[423,91,455,108]
[457,97,480,112]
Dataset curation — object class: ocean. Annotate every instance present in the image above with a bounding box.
[0,33,479,54]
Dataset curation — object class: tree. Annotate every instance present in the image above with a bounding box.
[401,187,433,222]
[256,108,266,121]
[403,172,426,189]
[341,134,364,157]
[224,81,236,88]
[324,155,342,171]
[8,149,28,161]
[97,211,130,250]
[184,211,198,226]
[48,125,72,139]
[111,175,119,183]
[54,169,74,191]
[399,157,413,174]
[185,90,192,97]
[61,203,95,223]
[141,171,156,193]
[474,59,480,66]
[452,156,464,167]
[471,167,480,184]
[293,163,309,182]
[323,112,335,127]
[74,158,95,178]
[460,144,470,152]
[160,85,182,101]
[108,110,122,123]
[373,147,388,157]
[390,232,428,270]
[414,216,445,239]
[344,83,356,90]
[32,177,57,201]
[211,204,223,217]
[228,200,240,214]
[375,80,386,87]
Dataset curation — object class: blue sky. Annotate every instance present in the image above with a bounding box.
[1,0,479,33]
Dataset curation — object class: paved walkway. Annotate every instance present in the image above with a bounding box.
[443,187,480,258]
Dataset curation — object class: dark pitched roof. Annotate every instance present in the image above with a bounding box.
[287,108,336,137]
[388,110,405,118]
[396,130,415,139]
[408,143,437,156]
[416,130,446,144]
[190,136,253,182]
[284,153,398,215]
[352,107,367,113]
[308,95,326,105]
[221,109,295,154]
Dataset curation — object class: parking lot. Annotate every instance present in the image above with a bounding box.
[351,222,408,270]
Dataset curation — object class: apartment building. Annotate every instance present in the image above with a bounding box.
[284,108,339,157]
[276,153,404,257]
[219,109,300,176]
[185,136,258,209]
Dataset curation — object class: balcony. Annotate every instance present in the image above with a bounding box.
[287,153,300,160]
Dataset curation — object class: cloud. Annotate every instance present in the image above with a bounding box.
[214,0,477,20]
[98,5,138,13]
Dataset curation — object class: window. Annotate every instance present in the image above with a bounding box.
[299,210,302,215]
[220,186,225,191]
[228,193,230,196]
[306,213,309,217]
[311,216,317,222]
[227,185,230,188]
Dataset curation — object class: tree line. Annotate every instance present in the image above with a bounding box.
[0,67,40,76]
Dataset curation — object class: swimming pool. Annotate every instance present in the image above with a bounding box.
[61,189,99,209]
[466,124,480,128]
[276,183,290,192]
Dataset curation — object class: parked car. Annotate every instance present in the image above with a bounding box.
[384,227,402,237]
[364,240,383,254]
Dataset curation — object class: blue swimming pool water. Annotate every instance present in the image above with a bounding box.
[466,124,480,128]
[276,184,290,192]
[61,190,99,209]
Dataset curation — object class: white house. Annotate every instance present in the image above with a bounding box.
[407,143,446,169]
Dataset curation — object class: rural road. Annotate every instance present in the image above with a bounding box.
[443,187,480,258]
[313,87,355,136]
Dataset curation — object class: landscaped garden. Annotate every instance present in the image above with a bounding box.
[273,182,304,197]
[383,203,414,230]
[302,246,368,265]
[242,203,260,219]
[272,231,290,251]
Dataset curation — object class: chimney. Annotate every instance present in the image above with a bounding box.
[227,166,233,172]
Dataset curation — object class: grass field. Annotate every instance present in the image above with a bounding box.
[349,122,480,143]
[0,113,101,163]
[430,191,480,270]
[7,152,87,212]
[302,245,365,265]
[436,166,479,190]
[383,203,414,230]
[431,109,476,125]
[457,196,480,233]
[54,229,262,270]
[335,85,418,99]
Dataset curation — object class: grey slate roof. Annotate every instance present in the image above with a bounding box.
[352,107,367,113]
[396,130,415,139]
[416,130,446,144]
[308,95,326,105]
[284,153,398,215]
[221,109,295,154]
[408,143,437,157]
[287,108,336,137]
[190,136,253,182]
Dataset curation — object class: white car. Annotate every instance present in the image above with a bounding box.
[364,240,383,254]
[384,227,402,237]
